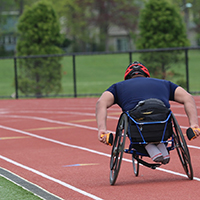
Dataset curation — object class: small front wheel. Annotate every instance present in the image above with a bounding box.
[132,154,140,176]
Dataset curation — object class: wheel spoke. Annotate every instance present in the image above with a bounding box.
[172,113,193,180]
[110,113,127,185]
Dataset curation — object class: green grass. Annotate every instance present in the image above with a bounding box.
[0,176,42,200]
[0,59,16,96]
[188,49,200,91]
[0,50,199,98]
[60,53,133,95]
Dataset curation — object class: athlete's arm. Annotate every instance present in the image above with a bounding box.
[96,91,115,143]
[174,86,200,137]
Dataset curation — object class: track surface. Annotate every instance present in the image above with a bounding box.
[1,97,200,200]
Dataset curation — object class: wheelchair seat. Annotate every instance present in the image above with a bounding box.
[126,98,172,144]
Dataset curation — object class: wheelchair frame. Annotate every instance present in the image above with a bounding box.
[110,111,193,185]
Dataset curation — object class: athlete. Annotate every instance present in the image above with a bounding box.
[96,61,200,164]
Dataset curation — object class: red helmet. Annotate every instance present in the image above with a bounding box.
[124,61,150,80]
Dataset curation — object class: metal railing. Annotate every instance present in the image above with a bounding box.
[0,46,200,99]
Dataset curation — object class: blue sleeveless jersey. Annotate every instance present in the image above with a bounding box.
[106,77,178,111]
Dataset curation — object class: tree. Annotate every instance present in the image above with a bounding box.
[16,0,64,97]
[136,0,189,80]
[14,0,40,15]
[192,0,200,45]
[51,0,141,52]
[90,0,141,51]
[58,0,93,52]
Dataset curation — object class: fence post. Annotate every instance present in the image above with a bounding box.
[129,52,132,64]
[185,49,189,92]
[14,57,18,99]
[72,54,77,98]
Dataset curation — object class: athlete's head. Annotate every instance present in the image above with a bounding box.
[124,61,150,80]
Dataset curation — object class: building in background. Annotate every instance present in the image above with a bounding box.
[0,11,19,56]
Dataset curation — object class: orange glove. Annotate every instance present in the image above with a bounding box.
[186,128,200,140]
[101,133,113,146]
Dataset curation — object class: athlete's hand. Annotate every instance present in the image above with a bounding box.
[187,126,200,140]
[98,130,107,144]
[191,127,200,137]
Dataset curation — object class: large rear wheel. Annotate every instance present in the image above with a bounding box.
[110,113,128,185]
[171,113,193,180]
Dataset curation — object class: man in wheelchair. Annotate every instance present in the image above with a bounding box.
[96,61,200,164]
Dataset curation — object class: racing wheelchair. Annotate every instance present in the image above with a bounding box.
[110,98,193,185]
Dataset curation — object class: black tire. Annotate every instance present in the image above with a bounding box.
[171,113,193,180]
[132,154,139,176]
[110,113,128,185]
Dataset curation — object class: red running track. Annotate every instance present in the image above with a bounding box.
[1,97,200,200]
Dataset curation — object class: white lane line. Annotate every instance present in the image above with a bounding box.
[122,156,200,181]
[0,115,114,133]
[0,110,187,117]
[1,124,200,183]
[188,145,200,150]
[0,115,98,131]
[1,114,200,149]
[1,111,199,122]
[0,113,118,120]
[0,125,109,157]
[174,113,200,119]
[0,155,103,200]
[8,111,97,116]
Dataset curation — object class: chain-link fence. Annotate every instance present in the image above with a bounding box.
[0,46,199,99]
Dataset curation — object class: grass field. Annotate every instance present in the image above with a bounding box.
[0,176,42,200]
[0,50,199,98]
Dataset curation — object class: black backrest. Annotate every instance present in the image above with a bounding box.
[128,98,172,142]
[129,98,170,122]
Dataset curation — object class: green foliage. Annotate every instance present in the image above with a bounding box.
[51,0,96,52]
[193,1,200,43]
[137,0,189,49]
[50,0,140,52]
[136,0,189,79]
[176,78,187,89]
[0,45,14,57]
[16,0,64,97]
